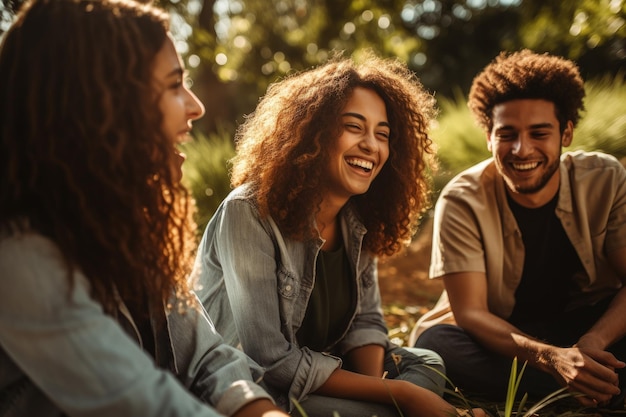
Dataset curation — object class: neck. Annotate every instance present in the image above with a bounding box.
[316,196,346,251]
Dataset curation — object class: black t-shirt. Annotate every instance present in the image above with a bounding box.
[507,191,583,326]
[296,243,357,352]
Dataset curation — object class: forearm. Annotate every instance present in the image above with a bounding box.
[314,368,405,404]
[457,309,556,372]
[314,369,462,417]
[344,344,385,377]
[578,286,626,350]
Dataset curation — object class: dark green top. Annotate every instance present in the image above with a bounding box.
[296,242,357,352]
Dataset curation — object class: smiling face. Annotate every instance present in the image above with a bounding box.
[152,35,205,182]
[325,87,390,205]
[488,99,573,207]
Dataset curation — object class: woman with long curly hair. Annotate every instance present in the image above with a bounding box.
[192,53,485,417]
[0,1,289,416]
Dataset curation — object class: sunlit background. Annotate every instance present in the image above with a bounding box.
[2,0,624,137]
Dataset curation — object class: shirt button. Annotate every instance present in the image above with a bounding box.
[285,285,292,291]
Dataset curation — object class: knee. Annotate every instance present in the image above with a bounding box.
[414,324,464,351]
[411,347,444,368]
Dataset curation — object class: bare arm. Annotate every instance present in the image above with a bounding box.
[443,271,567,363]
[344,344,385,377]
[314,368,476,417]
[444,270,624,406]
[578,248,626,350]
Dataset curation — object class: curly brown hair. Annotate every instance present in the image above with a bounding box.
[0,0,196,314]
[468,49,585,134]
[230,52,437,257]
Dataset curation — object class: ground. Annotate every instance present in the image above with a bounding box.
[377,218,443,345]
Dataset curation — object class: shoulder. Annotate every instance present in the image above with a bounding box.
[561,150,626,184]
[0,229,64,274]
[562,150,625,171]
[218,184,261,213]
[208,184,279,239]
[439,158,498,201]
[0,230,84,318]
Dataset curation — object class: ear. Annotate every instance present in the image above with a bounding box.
[486,132,493,152]
[561,121,574,147]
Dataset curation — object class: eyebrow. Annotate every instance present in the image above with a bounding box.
[342,112,390,128]
[495,122,555,131]
[165,67,184,78]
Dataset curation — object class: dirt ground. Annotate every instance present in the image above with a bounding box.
[376,218,444,345]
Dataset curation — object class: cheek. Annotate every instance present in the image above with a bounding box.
[380,143,391,166]
[159,95,182,127]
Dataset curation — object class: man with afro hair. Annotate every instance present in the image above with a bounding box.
[411,49,626,410]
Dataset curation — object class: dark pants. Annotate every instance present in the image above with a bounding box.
[414,297,626,406]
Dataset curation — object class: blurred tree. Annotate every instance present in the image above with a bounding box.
[399,0,523,98]
[168,0,624,135]
[516,0,626,81]
[2,0,624,134]
[184,0,426,132]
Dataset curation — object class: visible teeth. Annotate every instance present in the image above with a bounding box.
[512,161,539,171]
[346,158,373,171]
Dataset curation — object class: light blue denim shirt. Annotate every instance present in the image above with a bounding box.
[0,229,273,416]
[192,184,391,408]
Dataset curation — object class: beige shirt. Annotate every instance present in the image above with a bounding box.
[410,151,626,343]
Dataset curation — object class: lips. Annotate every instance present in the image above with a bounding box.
[511,161,540,171]
[346,157,374,172]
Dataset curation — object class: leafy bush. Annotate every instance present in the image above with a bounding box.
[181,127,235,235]
[572,75,626,161]
[429,90,490,191]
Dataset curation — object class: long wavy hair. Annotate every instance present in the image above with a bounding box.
[468,49,586,134]
[231,52,437,256]
[0,0,196,314]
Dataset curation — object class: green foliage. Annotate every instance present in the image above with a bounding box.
[504,357,528,417]
[429,91,490,190]
[570,75,626,160]
[518,0,626,69]
[498,357,580,417]
[181,128,235,235]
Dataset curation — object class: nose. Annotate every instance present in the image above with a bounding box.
[511,134,532,157]
[186,89,205,122]
[359,130,378,153]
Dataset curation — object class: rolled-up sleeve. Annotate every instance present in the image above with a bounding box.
[167,294,275,416]
[337,256,389,355]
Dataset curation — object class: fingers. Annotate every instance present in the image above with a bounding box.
[584,349,626,370]
[552,348,621,405]
[569,379,617,406]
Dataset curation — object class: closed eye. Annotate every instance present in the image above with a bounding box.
[376,130,390,140]
[494,128,517,141]
[345,123,363,131]
[531,131,550,139]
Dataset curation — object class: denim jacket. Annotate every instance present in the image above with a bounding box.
[0,229,273,416]
[192,184,391,408]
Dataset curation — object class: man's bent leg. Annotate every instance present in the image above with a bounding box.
[414,324,560,400]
